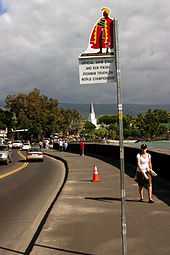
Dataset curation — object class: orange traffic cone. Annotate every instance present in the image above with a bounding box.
[92,164,101,182]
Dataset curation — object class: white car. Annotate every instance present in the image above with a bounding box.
[0,145,12,164]
[26,147,44,162]
[22,143,31,151]
[7,140,13,149]
[12,140,23,149]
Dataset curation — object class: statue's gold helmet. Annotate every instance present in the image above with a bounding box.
[101,7,111,15]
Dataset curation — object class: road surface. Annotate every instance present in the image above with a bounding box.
[0,152,66,254]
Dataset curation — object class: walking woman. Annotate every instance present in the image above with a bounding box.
[135,144,154,203]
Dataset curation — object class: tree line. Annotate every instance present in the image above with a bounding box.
[0,88,82,140]
[82,109,170,141]
[0,88,170,141]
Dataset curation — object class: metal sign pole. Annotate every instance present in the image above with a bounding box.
[114,18,128,255]
[78,10,127,254]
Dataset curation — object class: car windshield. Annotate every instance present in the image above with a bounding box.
[0,146,8,151]
[29,147,41,152]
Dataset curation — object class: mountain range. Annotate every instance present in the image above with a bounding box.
[1,98,170,118]
[59,103,170,118]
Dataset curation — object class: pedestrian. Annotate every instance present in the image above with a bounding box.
[39,141,43,150]
[59,139,63,151]
[63,140,68,151]
[135,144,155,203]
[80,139,85,156]
[45,139,49,149]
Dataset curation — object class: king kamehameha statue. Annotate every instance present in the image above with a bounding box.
[79,7,116,85]
[81,7,115,56]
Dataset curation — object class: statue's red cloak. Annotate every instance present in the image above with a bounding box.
[90,17,113,49]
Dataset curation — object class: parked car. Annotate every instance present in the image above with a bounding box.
[7,140,13,149]
[22,143,31,151]
[12,140,23,149]
[26,147,44,162]
[0,145,12,165]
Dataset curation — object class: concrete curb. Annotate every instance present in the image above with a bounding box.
[24,153,68,255]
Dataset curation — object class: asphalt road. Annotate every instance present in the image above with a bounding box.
[0,153,66,255]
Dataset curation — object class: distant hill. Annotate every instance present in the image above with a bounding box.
[1,97,170,118]
[0,99,4,107]
[59,103,170,118]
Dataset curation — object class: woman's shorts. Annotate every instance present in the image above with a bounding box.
[135,171,152,187]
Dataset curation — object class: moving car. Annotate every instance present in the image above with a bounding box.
[7,140,13,149]
[12,140,23,149]
[0,145,12,165]
[26,147,44,162]
[22,143,31,151]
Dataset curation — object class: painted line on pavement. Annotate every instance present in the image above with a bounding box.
[0,150,29,180]
[17,149,26,160]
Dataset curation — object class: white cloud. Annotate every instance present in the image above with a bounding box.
[0,0,170,104]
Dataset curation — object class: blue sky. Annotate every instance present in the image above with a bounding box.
[0,0,7,16]
[0,0,170,104]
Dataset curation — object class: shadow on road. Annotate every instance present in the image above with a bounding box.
[0,246,24,254]
[85,196,147,203]
[35,243,95,255]
[87,153,170,206]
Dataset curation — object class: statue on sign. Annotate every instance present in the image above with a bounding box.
[82,7,115,56]
[78,7,116,85]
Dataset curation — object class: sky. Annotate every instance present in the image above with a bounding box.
[0,0,170,105]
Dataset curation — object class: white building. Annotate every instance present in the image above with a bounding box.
[0,128,7,138]
[88,102,97,127]
[0,128,7,143]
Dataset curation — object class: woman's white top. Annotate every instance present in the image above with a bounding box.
[137,153,151,173]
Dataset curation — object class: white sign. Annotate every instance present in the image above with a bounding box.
[79,55,116,85]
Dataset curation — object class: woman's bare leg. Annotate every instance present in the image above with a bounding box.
[148,176,154,202]
[138,185,144,200]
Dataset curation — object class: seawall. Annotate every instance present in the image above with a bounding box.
[54,142,170,181]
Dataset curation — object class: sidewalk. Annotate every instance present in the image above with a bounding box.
[30,150,170,255]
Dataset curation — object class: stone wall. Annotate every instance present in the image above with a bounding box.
[54,142,170,181]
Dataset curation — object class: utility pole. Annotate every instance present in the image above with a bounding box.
[78,11,128,254]
[114,18,128,255]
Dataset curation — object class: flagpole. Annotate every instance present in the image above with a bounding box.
[114,18,128,255]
